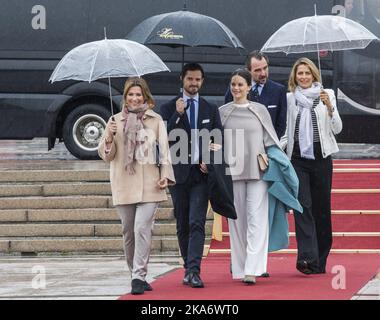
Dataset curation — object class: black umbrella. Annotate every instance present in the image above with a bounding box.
[126,2,245,67]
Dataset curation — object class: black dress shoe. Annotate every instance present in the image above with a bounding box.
[183,272,190,285]
[189,272,204,288]
[296,260,313,275]
[144,281,153,291]
[259,272,270,278]
[131,279,145,295]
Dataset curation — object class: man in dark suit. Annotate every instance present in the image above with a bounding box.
[224,50,287,139]
[160,63,223,288]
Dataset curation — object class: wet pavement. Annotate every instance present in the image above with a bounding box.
[0,255,179,300]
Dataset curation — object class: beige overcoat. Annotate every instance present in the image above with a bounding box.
[98,109,175,206]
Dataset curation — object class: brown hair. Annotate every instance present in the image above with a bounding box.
[231,68,252,86]
[245,50,269,71]
[288,57,321,92]
[123,77,155,109]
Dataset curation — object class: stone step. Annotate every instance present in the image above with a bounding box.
[0,170,109,183]
[0,220,213,237]
[0,236,185,253]
[0,196,111,210]
[0,184,43,197]
[0,195,173,210]
[0,182,112,197]
[0,208,177,223]
[0,206,214,223]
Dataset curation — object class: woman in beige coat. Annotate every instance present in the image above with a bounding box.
[98,77,175,295]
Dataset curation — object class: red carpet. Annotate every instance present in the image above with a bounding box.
[332,173,380,188]
[119,254,380,300]
[289,213,380,232]
[288,236,380,249]
[332,193,380,210]
[334,159,380,164]
[119,160,380,300]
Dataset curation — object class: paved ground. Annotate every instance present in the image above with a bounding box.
[0,255,180,300]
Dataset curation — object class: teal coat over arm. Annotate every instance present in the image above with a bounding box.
[263,145,303,252]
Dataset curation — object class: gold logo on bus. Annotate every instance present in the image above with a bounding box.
[157,28,184,39]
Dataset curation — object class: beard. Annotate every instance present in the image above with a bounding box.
[184,85,199,95]
[258,76,267,84]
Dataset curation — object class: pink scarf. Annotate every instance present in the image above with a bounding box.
[122,104,149,174]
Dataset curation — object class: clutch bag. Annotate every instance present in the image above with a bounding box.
[257,153,269,171]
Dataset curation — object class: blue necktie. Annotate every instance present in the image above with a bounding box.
[252,84,260,101]
[188,98,196,129]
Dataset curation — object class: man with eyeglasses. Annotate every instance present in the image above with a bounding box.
[224,50,287,139]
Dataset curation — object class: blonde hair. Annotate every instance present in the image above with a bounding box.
[288,57,321,92]
[123,77,155,109]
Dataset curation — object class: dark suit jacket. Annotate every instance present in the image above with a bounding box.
[160,96,223,184]
[224,79,287,138]
[207,148,237,220]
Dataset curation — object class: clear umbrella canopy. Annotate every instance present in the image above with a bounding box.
[261,14,378,54]
[49,38,170,83]
[261,12,379,85]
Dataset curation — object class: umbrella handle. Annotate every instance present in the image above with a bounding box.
[320,85,326,106]
[112,116,116,136]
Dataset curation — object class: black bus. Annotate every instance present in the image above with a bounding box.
[0,0,379,159]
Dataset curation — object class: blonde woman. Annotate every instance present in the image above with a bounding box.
[98,77,175,294]
[280,57,342,275]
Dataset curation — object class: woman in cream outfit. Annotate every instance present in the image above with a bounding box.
[98,77,175,294]
[219,69,281,285]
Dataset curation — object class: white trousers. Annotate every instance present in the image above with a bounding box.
[229,180,269,278]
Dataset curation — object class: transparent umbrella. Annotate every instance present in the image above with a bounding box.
[261,5,379,82]
[49,34,170,116]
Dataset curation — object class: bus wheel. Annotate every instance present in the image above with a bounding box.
[63,104,111,160]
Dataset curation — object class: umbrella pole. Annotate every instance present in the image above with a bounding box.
[314,4,323,86]
[316,45,323,86]
[104,27,115,120]
[182,46,185,69]
[108,76,114,118]
[180,46,185,94]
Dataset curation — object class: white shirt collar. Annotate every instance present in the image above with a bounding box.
[252,81,264,88]
[183,93,199,103]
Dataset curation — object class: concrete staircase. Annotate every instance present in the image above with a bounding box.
[0,167,213,256]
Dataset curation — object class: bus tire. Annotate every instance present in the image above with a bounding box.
[62,104,111,160]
